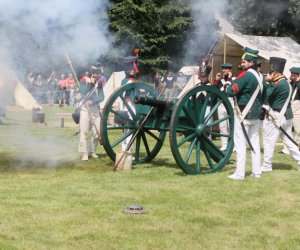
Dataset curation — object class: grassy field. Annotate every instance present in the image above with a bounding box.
[0,105,299,249]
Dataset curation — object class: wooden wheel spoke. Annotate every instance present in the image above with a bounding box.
[199,93,210,120]
[110,129,135,148]
[210,132,230,138]
[196,140,201,172]
[145,129,160,141]
[202,141,214,169]
[203,137,223,161]
[207,115,230,127]
[177,133,196,148]
[141,132,151,156]
[119,95,136,120]
[204,99,222,124]
[177,125,196,131]
[184,137,197,164]
[182,105,197,126]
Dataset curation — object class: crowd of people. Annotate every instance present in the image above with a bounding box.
[24,70,76,107]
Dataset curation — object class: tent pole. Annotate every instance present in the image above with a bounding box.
[223,37,227,63]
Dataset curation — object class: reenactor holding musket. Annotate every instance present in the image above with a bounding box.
[78,64,105,161]
[260,58,300,172]
[225,47,267,180]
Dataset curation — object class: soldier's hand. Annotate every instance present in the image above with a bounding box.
[85,100,93,106]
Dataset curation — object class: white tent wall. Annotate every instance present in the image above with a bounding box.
[100,71,125,110]
[212,33,300,79]
[0,70,37,110]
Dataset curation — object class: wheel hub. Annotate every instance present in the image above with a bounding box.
[196,124,211,138]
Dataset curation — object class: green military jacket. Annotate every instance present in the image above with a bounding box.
[267,77,293,120]
[226,70,267,119]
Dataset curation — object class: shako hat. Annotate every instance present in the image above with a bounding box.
[90,63,102,73]
[289,67,300,74]
[220,63,233,68]
[242,47,259,62]
[269,57,286,74]
[199,65,212,77]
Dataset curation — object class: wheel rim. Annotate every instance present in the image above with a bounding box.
[170,85,234,174]
[101,82,166,164]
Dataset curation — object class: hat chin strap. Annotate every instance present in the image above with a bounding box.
[272,73,284,82]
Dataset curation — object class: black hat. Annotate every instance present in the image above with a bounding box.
[90,63,102,73]
[200,65,212,77]
[269,57,286,74]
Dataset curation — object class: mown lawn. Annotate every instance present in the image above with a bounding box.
[0,106,299,250]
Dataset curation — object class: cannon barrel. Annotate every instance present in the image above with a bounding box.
[134,95,169,108]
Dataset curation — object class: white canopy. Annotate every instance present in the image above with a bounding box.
[212,33,300,78]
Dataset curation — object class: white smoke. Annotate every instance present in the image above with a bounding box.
[0,0,110,70]
[0,0,110,168]
[185,0,230,64]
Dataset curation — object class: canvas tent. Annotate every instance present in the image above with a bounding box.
[0,70,37,110]
[100,71,125,110]
[211,33,300,79]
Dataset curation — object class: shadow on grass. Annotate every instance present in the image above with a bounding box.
[272,163,294,171]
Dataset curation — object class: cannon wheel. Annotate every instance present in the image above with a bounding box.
[170,85,234,174]
[100,82,166,164]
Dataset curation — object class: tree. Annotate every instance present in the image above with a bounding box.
[227,0,300,43]
[106,0,193,75]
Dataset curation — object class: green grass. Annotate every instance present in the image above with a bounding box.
[0,106,299,249]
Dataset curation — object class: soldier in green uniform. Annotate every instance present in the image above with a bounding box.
[290,67,300,147]
[226,47,266,180]
[261,58,300,172]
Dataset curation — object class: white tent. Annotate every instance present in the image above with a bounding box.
[211,33,300,78]
[100,71,125,109]
[0,70,37,110]
[14,80,37,110]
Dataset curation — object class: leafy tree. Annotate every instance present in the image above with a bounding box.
[227,0,300,43]
[106,0,193,75]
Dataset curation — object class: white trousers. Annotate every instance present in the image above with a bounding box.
[262,116,300,169]
[233,117,261,177]
[292,100,300,144]
[78,105,100,155]
[218,98,233,150]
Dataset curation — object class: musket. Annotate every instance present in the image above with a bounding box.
[267,112,300,148]
[66,54,102,145]
[234,97,256,154]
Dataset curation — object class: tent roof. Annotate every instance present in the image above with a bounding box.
[214,33,300,76]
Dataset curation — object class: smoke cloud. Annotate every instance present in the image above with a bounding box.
[0,0,110,72]
[184,0,230,65]
[0,0,110,168]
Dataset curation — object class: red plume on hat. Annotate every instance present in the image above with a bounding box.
[133,49,139,55]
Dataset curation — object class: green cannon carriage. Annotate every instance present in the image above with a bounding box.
[100,82,235,174]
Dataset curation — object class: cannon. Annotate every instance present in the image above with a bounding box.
[100,82,234,174]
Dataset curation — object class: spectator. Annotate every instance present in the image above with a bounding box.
[66,73,75,106]
[57,73,67,107]
[25,71,35,92]
[33,74,45,103]
[162,70,177,101]
[176,71,187,94]
[46,70,58,106]
[154,71,163,93]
